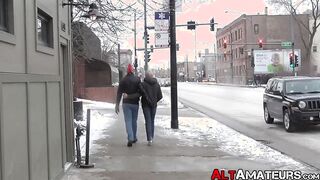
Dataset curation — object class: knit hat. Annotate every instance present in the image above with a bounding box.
[127,64,134,74]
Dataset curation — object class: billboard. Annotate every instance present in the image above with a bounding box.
[253,49,301,74]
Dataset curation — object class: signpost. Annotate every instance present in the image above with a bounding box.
[155,12,170,48]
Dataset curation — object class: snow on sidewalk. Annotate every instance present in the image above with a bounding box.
[75,98,318,173]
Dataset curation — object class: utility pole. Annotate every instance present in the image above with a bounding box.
[186,55,189,81]
[118,43,121,81]
[143,0,148,72]
[194,30,197,62]
[289,0,296,76]
[134,10,138,74]
[170,0,178,129]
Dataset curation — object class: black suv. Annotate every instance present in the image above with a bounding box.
[263,76,320,132]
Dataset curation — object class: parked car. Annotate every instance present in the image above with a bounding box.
[263,76,320,132]
[157,78,171,87]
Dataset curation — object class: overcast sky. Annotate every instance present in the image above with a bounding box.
[120,0,276,68]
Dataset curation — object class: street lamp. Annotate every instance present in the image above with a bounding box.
[81,3,105,20]
[62,2,105,20]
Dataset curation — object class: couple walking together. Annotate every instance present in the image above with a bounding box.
[115,64,163,147]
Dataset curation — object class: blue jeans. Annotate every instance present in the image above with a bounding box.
[122,103,139,142]
[142,106,157,141]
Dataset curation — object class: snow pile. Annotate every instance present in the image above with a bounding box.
[76,99,116,155]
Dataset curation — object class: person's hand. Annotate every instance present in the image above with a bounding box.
[123,93,128,99]
[115,105,119,114]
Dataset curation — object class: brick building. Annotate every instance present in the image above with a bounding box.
[72,22,118,103]
[216,14,309,84]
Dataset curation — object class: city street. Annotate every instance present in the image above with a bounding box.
[173,83,320,170]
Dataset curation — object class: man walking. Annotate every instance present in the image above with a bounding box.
[115,64,141,147]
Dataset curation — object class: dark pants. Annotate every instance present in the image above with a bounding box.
[142,106,157,141]
[122,103,139,142]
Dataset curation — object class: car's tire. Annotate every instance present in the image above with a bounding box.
[283,109,296,132]
[264,105,274,124]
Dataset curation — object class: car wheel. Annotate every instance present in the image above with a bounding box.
[283,109,296,132]
[264,106,274,124]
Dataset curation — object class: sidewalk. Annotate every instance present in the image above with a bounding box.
[62,98,317,180]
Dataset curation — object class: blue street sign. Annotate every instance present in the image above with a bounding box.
[155,12,169,20]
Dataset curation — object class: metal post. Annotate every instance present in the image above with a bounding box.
[170,0,178,129]
[80,109,94,168]
[186,55,189,81]
[134,10,138,74]
[118,43,121,81]
[75,127,81,166]
[194,29,197,62]
[289,0,296,76]
[143,0,148,72]
[292,43,296,76]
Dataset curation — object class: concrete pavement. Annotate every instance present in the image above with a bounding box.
[61,98,317,180]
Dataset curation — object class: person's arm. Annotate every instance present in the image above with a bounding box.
[115,81,124,114]
[124,92,141,99]
[157,84,163,102]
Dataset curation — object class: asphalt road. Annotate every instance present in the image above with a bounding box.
[172,82,320,170]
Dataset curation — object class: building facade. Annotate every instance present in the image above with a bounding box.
[177,61,204,82]
[0,1,73,179]
[119,49,133,79]
[216,14,309,84]
[200,49,216,81]
[310,17,320,75]
[72,22,118,103]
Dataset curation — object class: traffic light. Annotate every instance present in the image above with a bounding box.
[251,55,255,67]
[289,53,294,67]
[145,51,151,62]
[134,57,138,68]
[223,39,227,49]
[210,18,215,31]
[144,32,150,44]
[187,21,196,30]
[150,45,154,53]
[295,55,299,67]
[258,39,263,48]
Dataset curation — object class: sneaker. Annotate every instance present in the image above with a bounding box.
[147,140,153,146]
[133,139,138,143]
[127,141,133,147]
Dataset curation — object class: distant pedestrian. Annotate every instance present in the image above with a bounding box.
[125,72,163,146]
[115,64,141,147]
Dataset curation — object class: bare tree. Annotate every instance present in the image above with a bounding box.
[71,0,144,50]
[71,0,170,63]
[269,0,320,72]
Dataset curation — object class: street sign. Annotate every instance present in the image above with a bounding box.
[281,41,292,48]
[155,32,169,48]
[155,12,170,31]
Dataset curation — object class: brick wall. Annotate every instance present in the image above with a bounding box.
[84,87,118,103]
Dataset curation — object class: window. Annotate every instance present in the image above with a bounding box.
[313,46,317,52]
[235,31,238,41]
[0,0,7,31]
[254,24,259,34]
[37,8,53,47]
